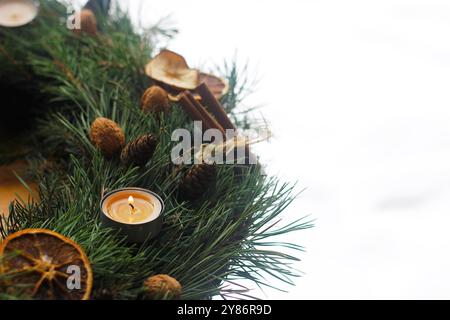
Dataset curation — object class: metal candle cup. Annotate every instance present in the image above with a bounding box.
[100,188,164,243]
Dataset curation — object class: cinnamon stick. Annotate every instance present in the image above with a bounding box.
[184,91,226,136]
[196,85,260,165]
[178,93,213,131]
[196,83,236,130]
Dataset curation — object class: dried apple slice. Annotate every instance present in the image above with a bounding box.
[145,49,199,90]
[199,72,229,100]
[145,50,229,100]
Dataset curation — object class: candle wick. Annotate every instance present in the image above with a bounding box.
[129,203,135,212]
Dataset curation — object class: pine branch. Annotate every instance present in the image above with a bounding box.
[0,0,312,300]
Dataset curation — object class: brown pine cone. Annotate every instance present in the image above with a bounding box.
[141,85,170,114]
[120,133,158,166]
[178,163,217,201]
[143,274,182,300]
[90,117,125,158]
[73,9,97,37]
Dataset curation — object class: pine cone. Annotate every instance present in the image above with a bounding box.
[141,85,170,114]
[74,9,97,37]
[120,134,158,166]
[90,117,125,158]
[178,163,217,200]
[143,274,182,300]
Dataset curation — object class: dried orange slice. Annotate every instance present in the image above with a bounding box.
[0,229,93,300]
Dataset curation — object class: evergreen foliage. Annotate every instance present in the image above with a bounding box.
[0,1,312,299]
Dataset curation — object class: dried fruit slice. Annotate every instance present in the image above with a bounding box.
[145,50,230,102]
[167,92,202,103]
[145,50,229,100]
[199,72,229,100]
[145,49,199,90]
[0,229,93,300]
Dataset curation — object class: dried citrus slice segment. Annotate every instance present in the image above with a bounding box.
[0,229,93,300]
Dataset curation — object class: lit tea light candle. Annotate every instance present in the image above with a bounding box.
[100,188,164,243]
[106,193,158,224]
[0,0,38,27]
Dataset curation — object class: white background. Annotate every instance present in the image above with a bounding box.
[93,0,450,299]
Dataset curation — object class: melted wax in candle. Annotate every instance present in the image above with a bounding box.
[105,193,159,224]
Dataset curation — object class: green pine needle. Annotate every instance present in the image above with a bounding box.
[0,0,313,300]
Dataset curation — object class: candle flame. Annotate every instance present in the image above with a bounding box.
[128,195,135,213]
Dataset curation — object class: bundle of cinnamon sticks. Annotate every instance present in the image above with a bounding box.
[178,83,235,135]
[178,83,258,165]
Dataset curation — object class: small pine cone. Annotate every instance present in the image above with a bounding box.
[73,9,97,37]
[141,85,170,114]
[144,274,182,300]
[90,117,125,157]
[120,133,158,166]
[178,163,217,200]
